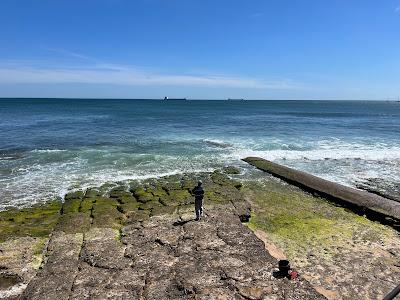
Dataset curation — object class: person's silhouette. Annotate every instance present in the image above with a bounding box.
[192,180,204,221]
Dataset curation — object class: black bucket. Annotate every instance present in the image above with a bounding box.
[278,260,290,275]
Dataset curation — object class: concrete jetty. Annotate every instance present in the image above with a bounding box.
[243,157,400,228]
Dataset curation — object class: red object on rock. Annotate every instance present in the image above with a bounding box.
[289,271,298,280]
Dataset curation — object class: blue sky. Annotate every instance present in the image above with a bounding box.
[0,0,399,99]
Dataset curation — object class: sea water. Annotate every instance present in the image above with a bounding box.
[0,99,399,209]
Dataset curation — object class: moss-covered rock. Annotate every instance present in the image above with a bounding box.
[0,171,247,243]
[168,189,192,205]
[131,187,154,203]
[158,197,175,207]
[119,200,140,214]
[211,170,242,189]
[79,197,95,213]
[62,197,81,214]
[91,197,122,228]
[109,188,137,208]
[150,205,177,217]
[0,201,61,242]
[138,199,163,211]
[204,191,227,204]
[98,182,118,194]
[148,185,168,199]
[55,213,91,234]
[123,209,150,224]
[92,212,122,229]
[64,190,84,201]
[180,177,197,190]
[159,175,182,190]
[223,166,241,175]
[84,188,102,199]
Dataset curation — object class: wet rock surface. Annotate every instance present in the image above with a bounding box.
[0,170,325,299]
[356,178,400,203]
[21,232,83,300]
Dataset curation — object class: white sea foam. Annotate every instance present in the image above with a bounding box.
[227,146,400,161]
[225,141,400,186]
[203,139,233,148]
[30,149,67,153]
[1,139,400,210]
[0,152,221,210]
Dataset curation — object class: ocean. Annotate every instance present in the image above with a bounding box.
[0,99,399,209]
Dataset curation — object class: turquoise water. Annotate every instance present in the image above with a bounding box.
[0,99,399,209]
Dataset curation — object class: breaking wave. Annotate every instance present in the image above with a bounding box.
[1,99,399,209]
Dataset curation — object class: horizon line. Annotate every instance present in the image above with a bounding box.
[0,97,398,102]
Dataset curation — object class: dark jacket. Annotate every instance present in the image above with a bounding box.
[192,186,204,199]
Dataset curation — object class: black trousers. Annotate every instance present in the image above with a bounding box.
[195,197,204,218]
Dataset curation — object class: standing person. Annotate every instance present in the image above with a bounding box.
[192,180,204,221]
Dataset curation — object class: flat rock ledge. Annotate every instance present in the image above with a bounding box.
[0,171,325,300]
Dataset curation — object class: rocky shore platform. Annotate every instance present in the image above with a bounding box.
[1,166,399,300]
[0,169,324,300]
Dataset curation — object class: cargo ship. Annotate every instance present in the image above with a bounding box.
[164,97,187,100]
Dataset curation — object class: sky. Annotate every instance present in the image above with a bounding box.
[0,0,399,100]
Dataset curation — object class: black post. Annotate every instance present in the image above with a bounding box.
[383,283,400,300]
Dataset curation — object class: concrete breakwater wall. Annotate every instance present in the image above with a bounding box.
[243,157,400,228]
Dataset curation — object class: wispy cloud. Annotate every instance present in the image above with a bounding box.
[42,47,97,62]
[0,63,299,90]
[0,52,302,90]
[396,5,400,13]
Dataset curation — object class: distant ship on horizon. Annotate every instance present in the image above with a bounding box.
[227,98,245,101]
[164,97,187,100]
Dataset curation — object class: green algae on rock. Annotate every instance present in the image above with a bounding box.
[223,166,241,175]
[0,170,248,240]
[243,156,400,227]
[0,201,62,242]
[244,178,400,300]
[211,170,242,189]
